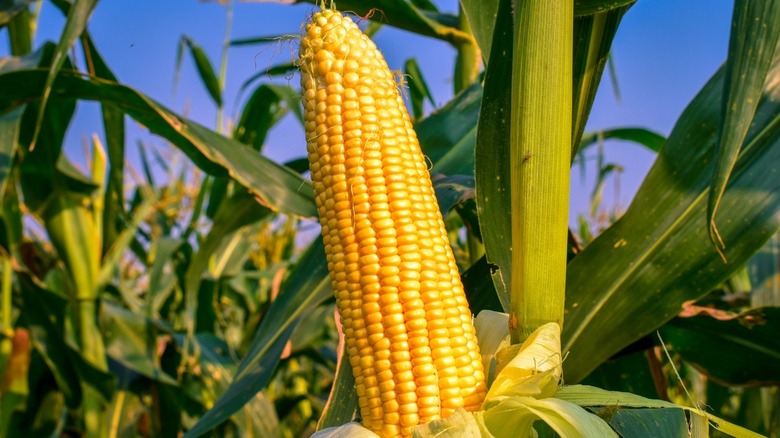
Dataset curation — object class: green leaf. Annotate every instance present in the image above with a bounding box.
[17,274,82,408]
[186,239,332,437]
[600,408,688,438]
[0,0,32,27]
[475,0,513,312]
[298,0,467,45]
[562,50,780,383]
[571,6,633,155]
[99,301,178,386]
[0,68,317,218]
[404,58,435,120]
[234,84,300,152]
[459,0,500,63]
[573,0,637,16]
[418,82,482,176]
[30,0,97,149]
[577,127,666,155]
[183,190,271,353]
[660,307,780,386]
[175,35,223,107]
[317,344,357,430]
[708,0,780,253]
[0,107,22,204]
[581,349,662,400]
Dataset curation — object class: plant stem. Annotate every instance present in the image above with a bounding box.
[509,0,573,342]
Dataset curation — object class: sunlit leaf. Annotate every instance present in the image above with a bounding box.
[708,0,780,252]
[563,48,780,383]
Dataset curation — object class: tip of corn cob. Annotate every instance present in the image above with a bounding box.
[299,9,487,437]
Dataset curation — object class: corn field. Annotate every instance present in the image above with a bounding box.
[0,0,779,437]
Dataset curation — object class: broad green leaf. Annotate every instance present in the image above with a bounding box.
[417,82,482,176]
[0,68,317,217]
[186,334,282,437]
[708,0,780,252]
[412,409,482,437]
[82,34,126,253]
[317,341,358,430]
[432,174,474,215]
[475,0,512,312]
[0,0,31,27]
[186,239,332,437]
[234,84,300,152]
[31,0,97,149]
[577,127,666,155]
[557,386,764,438]
[17,273,82,408]
[483,397,618,438]
[175,35,223,107]
[600,408,688,438]
[562,49,780,383]
[581,349,662,399]
[459,0,499,63]
[6,6,31,56]
[297,0,468,45]
[571,6,633,156]
[0,107,22,204]
[312,422,379,438]
[99,301,178,386]
[660,307,780,386]
[573,0,636,16]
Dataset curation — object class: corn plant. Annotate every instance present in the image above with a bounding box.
[0,0,779,437]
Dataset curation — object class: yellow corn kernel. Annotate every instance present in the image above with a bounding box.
[300,8,486,438]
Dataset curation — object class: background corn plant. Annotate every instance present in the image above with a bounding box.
[0,0,778,437]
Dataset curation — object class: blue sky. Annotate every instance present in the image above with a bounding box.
[2,0,733,224]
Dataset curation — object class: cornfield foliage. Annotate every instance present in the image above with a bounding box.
[0,0,779,437]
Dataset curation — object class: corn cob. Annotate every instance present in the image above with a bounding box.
[299,9,487,437]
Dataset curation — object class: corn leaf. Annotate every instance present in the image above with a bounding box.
[562,45,780,383]
[573,0,636,16]
[707,0,780,252]
[30,0,96,149]
[417,82,482,176]
[234,84,299,152]
[557,386,764,438]
[660,307,780,386]
[296,0,468,45]
[601,408,688,438]
[577,127,666,155]
[187,239,332,437]
[98,301,178,386]
[175,35,223,107]
[0,67,317,218]
[404,58,435,120]
[317,342,357,430]
[571,5,633,156]
[0,0,32,28]
[474,0,513,312]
